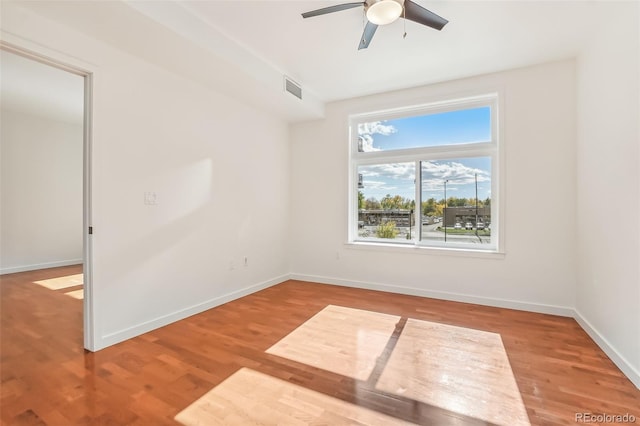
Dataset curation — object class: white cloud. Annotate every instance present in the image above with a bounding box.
[357,121,397,152]
[363,180,398,191]
[358,135,378,152]
[359,121,396,136]
[361,163,414,182]
[421,161,489,191]
[360,163,414,198]
[360,160,490,200]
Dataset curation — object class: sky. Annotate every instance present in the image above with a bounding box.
[357,107,492,202]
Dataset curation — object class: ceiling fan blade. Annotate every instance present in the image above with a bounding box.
[302,2,364,19]
[358,21,379,50]
[403,0,448,30]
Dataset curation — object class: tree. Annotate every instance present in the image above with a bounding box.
[380,194,397,209]
[380,194,413,210]
[376,221,399,238]
[448,197,466,207]
[365,197,381,210]
[358,191,365,209]
[422,198,437,216]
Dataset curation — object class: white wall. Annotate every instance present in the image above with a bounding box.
[0,109,83,273]
[575,2,640,387]
[2,3,291,349]
[3,0,638,389]
[290,60,577,314]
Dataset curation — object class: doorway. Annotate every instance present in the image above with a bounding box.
[0,42,94,350]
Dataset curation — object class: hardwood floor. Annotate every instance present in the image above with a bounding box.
[1,266,639,425]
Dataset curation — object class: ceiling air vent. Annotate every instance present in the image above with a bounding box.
[284,76,302,100]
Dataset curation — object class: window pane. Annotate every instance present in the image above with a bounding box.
[420,158,492,246]
[357,106,491,152]
[357,163,416,242]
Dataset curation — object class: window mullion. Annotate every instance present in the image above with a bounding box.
[415,160,422,244]
[353,143,495,165]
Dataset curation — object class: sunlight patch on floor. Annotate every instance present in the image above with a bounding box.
[64,289,84,299]
[375,318,530,426]
[33,273,83,290]
[179,306,530,425]
[175,367,415,426]
[266,305,399,380]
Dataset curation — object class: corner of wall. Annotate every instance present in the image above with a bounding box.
[573,309,640,389]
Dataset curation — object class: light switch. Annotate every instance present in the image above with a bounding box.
[144,191,158,205]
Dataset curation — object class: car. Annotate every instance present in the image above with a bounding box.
[454,223,462,229]
[477,222,485,230]
[465,222,473,230]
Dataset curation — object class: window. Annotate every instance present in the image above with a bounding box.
[350,94,500,252]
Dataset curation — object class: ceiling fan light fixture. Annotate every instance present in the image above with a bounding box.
[366,0,404,25]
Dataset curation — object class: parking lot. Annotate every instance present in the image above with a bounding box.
[358,222,491,244]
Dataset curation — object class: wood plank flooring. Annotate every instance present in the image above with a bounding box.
[175,368,416,426]
[375,317,529,425]
[1,265,639,425]
[266,305,400,381]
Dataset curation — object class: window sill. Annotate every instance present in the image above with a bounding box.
[344,241,505,260]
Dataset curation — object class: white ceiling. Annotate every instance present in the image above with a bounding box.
[7,1,628,122]
[173,0,605,102]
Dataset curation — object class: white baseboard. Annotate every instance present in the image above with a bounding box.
[0,259,83,275]
[289,273,575,317]
[291,273,639,390]
[95,274,290,350]
[573,309,640,389]
[93,272,640,390]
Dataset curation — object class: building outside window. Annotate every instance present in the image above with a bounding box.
[349,94,500,252]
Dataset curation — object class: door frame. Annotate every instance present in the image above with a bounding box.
[0,40,97,351]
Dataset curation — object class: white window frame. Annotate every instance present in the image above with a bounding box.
[348,93,503,254]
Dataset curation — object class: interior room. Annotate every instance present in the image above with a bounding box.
[0,49,84,276]
[1,1,638,425]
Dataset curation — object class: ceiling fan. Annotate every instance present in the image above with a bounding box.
[301,0,448,50]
